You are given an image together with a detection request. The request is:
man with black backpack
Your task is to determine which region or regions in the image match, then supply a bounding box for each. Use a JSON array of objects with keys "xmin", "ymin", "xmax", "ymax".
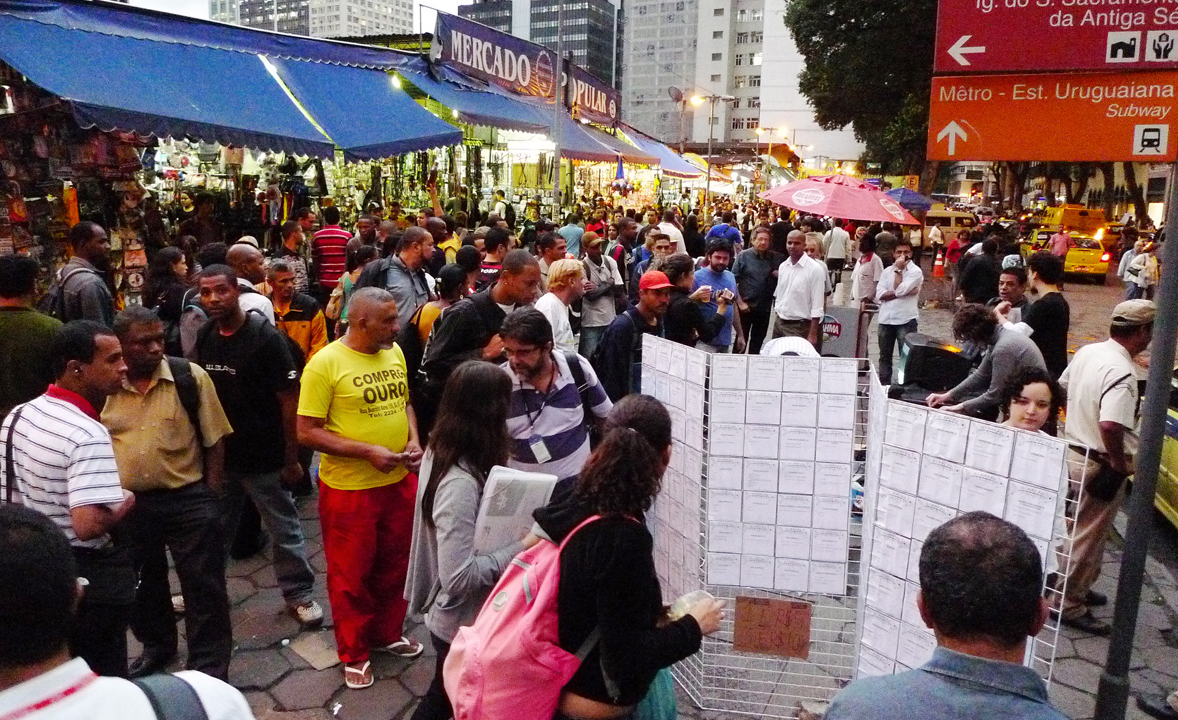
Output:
[
  {"xmin": 102, "ymin": 306, "xmax": 235, "ymax": 681},
  {"xmin": 192, "ymin": 265, "xmax": 323, "ymax": 630},
  {"xmin": 43, "ymin": 221, "xmax": 115, "ymax": 326},
  {"xmin": 500, "ymin": 309, "xmax": 611, "ymax": 485},
  {"xmin": 591, "ymin": 270, "xmax": 671, "ymax": 401},
  {"xmin": 0, "ymin": 505, "xmax": 255, "ymax": 719}
]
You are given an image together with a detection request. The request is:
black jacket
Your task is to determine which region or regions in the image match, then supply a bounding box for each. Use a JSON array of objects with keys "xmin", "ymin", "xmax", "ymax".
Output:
[
  {"xmin": 533, "ymin": 497, "xmax": 702, "ymax": 706},
  {"xmin": 592, "ymin": 307, "xmax": 662, "ymax": 402},
  {"xmin": 418, "ymin": 287, "xmax": 507, "ymax": 386},
  {"xmin": 664, "ymin": 287, "xmax": 724, "ymax": 347}
]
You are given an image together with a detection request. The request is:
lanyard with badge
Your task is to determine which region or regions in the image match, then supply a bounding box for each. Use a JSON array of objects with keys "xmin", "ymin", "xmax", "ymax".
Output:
[{"xmin": 524, "ymin": 379, "xmax": 556, "ymax": 464}]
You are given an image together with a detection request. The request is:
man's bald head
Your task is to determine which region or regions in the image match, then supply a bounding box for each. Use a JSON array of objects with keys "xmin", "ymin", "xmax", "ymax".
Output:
[
  {"xmin": 226, "ymin": 243, "xmax": 266, "ymax": 284},
  {"xmin": 347, "ymin": 287, "xmax": 396, "ymax": 322},
  {"xmin": 425, "ymin": 216, "xmax": 448, "ymax": 241}
]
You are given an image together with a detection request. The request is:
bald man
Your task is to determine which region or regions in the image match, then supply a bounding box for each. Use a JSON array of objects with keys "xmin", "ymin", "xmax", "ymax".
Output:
[
  {"xmin": 354, "ymin": 226, "xmax": 436, "ymax": 327},
  {"xmin": 297, "ymin": 288, "xmax": 425, "ymax": 684},
  {"xmin": 225, "ymin": 243, "xmax": 276, "ymax": 324}
]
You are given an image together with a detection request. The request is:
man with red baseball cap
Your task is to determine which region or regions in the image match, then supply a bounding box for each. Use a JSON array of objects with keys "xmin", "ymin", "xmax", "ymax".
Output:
[{"xmin": 590, "ymin": 270, "xmax": 672, "ymax": 401}]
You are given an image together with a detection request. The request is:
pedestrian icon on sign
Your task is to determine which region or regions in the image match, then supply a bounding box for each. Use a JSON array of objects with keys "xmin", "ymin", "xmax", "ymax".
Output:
[
  {"xmin": 1134, "ymin": 125, "xmax": 1169, "ymax": 156},
  {"xmin": 1147, "ymin": 31, "xmax": 1176, "ymax": 61},
  {"xmin": 1106, "ymin": 32, "xmax": 1141, "ymax": 63}
]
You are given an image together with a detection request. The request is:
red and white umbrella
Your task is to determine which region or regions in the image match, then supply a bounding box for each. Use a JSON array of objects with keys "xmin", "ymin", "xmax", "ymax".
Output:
[{"xmin": 759, "ymin": 174, "xmax": 920, "ymax": 225}]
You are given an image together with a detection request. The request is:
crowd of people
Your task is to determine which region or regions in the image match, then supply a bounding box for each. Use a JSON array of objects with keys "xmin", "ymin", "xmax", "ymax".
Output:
[{"xmin": 0, "ymin": 184, "xmax": 1167, "ymax": 720}]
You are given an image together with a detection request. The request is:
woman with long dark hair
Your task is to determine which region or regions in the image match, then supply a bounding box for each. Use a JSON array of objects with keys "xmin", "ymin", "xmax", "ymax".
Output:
[
  {"xmin": 683, "ymin": 213, "xmax": 704, "ymax": 258},
  {"xmin": 143, "ymin": 246, "xmax": 190, "ymax": 354},
  {"xmin": 406, "ymin": 361, "xmax": 536, "ymax": 720},
  {"xmin": 535, "ymin": 395, "xmax": 724, "ymax": 720}
]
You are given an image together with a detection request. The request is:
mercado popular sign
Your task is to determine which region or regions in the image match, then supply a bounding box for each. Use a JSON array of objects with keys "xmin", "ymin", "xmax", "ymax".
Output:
[
  {"xmin": 927, "ymin": 70, "xmax": 1178, "ymax": 161},
  {"xmin": 934, "ymin": 0, "xmax": 1178, "ymax": 73},
  {"xmin": 433, "ymin": 11, "xmax": 620, "ymax": 126},
  {"xmin": 568, "ymin": 64, "xmax": 619, "ymax": 127},
  {"xmin": 434, "ymin": 12, "xmax": 556, "ymax": 98}
]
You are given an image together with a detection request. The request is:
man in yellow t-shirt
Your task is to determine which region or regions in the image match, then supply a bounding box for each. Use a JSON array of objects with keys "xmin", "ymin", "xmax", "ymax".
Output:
[{"xmin": 296, "ymin": 287, "xmax": 425, "ymax": 689}]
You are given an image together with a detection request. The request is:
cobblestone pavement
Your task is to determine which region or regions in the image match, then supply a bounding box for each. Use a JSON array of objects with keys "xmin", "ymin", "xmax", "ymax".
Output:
[{"xmin": 143, "ymin": 264, "xmax": 1175, "ymax": 720}]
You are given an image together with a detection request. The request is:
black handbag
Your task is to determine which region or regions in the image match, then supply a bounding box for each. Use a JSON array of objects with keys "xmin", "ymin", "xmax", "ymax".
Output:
[{"xmin": 1085, "ymin": 458, "xmax": 1129, "ymax": 503}]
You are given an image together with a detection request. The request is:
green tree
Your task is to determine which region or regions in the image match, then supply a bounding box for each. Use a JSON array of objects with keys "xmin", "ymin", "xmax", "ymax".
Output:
[{"xmin": 784, "ymin": 0, "xmax": 937, "ymax": 176}]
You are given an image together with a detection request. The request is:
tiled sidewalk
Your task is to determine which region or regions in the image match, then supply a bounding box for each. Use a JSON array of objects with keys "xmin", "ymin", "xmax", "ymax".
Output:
[{"xmin": 148, "ymin": 498, "xmax": 1177, "ymax": 720}]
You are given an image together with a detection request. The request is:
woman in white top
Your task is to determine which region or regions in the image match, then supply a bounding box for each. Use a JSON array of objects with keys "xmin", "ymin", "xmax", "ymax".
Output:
[
  {"xmin": 534, "ymin": 259, "xmax": 585, "ymax": 354},
  {"xmin": 850, "ymin": 233, "xmax": 884, "ymax": 307}
]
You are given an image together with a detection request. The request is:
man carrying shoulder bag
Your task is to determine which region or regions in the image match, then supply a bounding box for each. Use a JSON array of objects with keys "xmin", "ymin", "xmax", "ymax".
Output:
[{"xmin": 1052, "ymin": 299, "xmax": 1155, "ymax": 636}]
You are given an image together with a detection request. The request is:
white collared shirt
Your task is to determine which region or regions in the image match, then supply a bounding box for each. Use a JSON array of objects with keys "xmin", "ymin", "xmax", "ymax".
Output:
[
  {"xmin": 0, "ymin": 658, "xmax": 253, "ymax": 720},
  {"xmin": 875, "ymin": 260, "xmax": 924, "ymax": 325},
  {"xmin": 772, "ymin": 254, "xmax": 826, "ymax": 321},
  {"xmin": 1059, "ymin": 339, "xmax": 1139, "ymax": 453}
]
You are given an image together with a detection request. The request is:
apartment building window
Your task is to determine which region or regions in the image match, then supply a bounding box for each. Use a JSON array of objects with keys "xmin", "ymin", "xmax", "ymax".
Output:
[
  {"xmin": 736, "ymin": 8, "xmax": 746, "ymax": 20},
  {"xmin": 731, "ymin": 117, "xmax": 744, "ymax": 129},
  {"xmin": 735, "ymin": 55, "xmax": 743, "ymax": 66},
  {"xmin": 736, "ymin": 32, "xmax": 749, "ymax": 43},
  {"xmin": 710, "ymin": 73, "xmax": 721, "ymax": 81},
  {"xmin": 748, "ymin": 97, "xmax": 761, "ymax": 108},
  {"xmin": 747, "ymin": 118, "xmax": 759, "ymax": 129},
  {"xmin": 751, "ymin": 52, "xmax": 762, "ymax": 65},
  {"xmin": 712, "ymin": 52, "xmax": 722, "ymax": 60},
  {"xmin": 749, "ymin": 75, "xmax": 761, "ymax": 87},
  {"xmin": 751, "ymin": 8, "xmax": 763, "ymax": 20},
  {"xmin": 712, "ymin": 30, "xmax": 723, "ymax": 38},
  {"xmin": 713, "ymin": 7, "xmax": 724, "ymax": 15},
  {"xmin": 733, "ymin": 75, "xmax": 747, "ymax": 88},
  {"xmin": 710, "ymin": 116, "xmax": 719, "ymax": 125},
  {"xmin": 750, "ymin": 31, "xmax": 763, "ymax": 42}
]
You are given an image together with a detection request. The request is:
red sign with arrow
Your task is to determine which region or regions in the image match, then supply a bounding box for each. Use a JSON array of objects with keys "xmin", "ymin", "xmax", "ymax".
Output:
[{"xmin": 934, "ymin": 0, "xmax": 1178, "ymax": 74}]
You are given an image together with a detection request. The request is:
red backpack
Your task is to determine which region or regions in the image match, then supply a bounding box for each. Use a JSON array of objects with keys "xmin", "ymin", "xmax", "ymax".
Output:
[{"xmin": 443, "ymin": 515, "xmax": 604, "ymax": 720}]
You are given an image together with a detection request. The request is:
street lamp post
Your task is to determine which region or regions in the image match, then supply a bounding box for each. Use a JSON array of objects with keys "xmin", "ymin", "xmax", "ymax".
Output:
[{"xmin": 691, "ymin": 93, "xmax": 735, "ymax": 218}]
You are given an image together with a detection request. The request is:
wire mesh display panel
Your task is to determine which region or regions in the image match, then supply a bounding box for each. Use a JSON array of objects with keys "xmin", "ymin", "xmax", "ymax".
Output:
[
  {"xmin": 855, "ymin": 381, "xmax": 1084, "ymax": 683},
  {"xmin": 643, "ymin": 337, "xmax": 870, "ymax": 719}
]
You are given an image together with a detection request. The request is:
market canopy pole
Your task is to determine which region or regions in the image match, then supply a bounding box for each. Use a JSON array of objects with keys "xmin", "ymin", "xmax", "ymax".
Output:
[
  {"xmin": 1094, "ymin": 165, "xmax": 1178, "ymax": 720},
  {"xmin": 552, "ymin": 0, "xmax": 564, "ymax": 213}
]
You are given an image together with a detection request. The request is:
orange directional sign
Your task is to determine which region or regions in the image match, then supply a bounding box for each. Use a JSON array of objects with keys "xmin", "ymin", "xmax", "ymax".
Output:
[{"xmin": 927, "ymin": 70, "xmax": 1178, "ymax": 162}]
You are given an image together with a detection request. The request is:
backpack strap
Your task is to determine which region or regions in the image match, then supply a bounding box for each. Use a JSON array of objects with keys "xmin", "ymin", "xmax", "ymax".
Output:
[
  {"xmin": 562, "ymin": 350, "xmax": 593, "ymax": 431},
  {"xmin": 132, "ymin": 675, "xmax": 209, "ymax": 720},
  {"xmin": 166, "ymin": 357, "xmax": 204, "ymax": 449},
  {"xmin": 4, "ymin": 406, "xmax": 25, "ymax": 504}
]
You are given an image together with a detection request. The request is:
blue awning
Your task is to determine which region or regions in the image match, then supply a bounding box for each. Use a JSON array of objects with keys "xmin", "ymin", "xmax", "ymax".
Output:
[
  {"xmin": 266, "ymin": 58, "xmax": 462, "ymax": 161},
  {"xmin": 580, "ymin": 124, "xmax": 658, "ymax": 165},
  {"xmin": 0, "ymin": 14, "xmax": 333, "ymax": 156},
  {"xmin": 623, "ymin": 128, "xmax": 703, "ymax": 178},
  {"xmin": 398, "ymin": 69, "xmax": 552, "ymax": 133},
  {"xmin": 0, "ymin": 0, "xmax": 417, "ymax": 69}
]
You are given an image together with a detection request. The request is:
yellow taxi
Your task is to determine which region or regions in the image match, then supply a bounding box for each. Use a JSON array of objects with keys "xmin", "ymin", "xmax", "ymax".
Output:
[
  {"xmin": 1020, "ymin": 230, "xmax": 1109, "ymax": 279},
  {"xmin": 1159, "ymin": 403, "xmax": 1178, "ymax": 530},
  {"xmin": 1062, "ymin": 235, "xmax": 1111, "ymax": 279}
]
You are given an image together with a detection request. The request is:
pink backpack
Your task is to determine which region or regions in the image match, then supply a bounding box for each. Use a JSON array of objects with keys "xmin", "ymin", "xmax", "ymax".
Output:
[{"xmin": 443, "ymin": 515, "xmax": 604, "ymax": 720}]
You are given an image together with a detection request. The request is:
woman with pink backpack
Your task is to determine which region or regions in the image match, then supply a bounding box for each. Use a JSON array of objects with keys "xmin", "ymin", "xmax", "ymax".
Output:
[{"xmin": 442, "ymin": 395, "xmax": 725, "ymax": 720}]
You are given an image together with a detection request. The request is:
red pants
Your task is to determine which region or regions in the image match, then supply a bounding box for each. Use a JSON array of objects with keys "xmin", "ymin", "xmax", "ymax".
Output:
[{"xmin": 319, "ymin": 474, "xmax": 418, "ymax": 663}]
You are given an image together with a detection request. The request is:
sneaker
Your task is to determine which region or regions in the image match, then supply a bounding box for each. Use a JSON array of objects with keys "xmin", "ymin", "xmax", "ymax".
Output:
[
  {"xmin": 171, "ymin": 594, "xmax": 185, "ymax": 615},
  {"xmin": 289, "ymin": 600, "xmax": 324, "ymax": 628},
  {"xmin": 374, "ymin": 636, "xmax": 424, "ymax": 658}
]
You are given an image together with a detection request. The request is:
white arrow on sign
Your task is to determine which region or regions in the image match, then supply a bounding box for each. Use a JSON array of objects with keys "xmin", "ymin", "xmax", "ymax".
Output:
[
  {"xmin": 948, "ymin": 35, "xmax": 986, "ymax": 66},
  {"xmin": 937, "ymin": 121, "xmax": 968, "ymax": 156}
]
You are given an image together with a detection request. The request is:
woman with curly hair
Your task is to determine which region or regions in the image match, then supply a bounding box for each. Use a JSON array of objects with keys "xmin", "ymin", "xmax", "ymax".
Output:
[{"xmin": 534, "ymin": 394, "xmax": 724, "ymax": 720}]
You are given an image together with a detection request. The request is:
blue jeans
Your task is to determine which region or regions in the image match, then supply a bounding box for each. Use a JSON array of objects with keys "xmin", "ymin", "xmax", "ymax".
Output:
[
  {"xmin": 878, "ymin": 319, "xmax": 917, "ymax": 385},
  {"xmin": 579, "ymin": 325, "xmax": 608, "ymax": 358},
  {"xmin": 222, "ymin": 470, "xmax": 315, "ymax": 605}
]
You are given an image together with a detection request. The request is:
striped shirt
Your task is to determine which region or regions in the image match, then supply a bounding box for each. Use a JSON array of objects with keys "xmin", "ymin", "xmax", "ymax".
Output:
[
  {"xmin": 504, "ymin": 352, "xmax": 612, "ymax": 481},
  {"xmin": 1, "ymin": 386, "xmax": 125, "ymax": 548},
  {"xmin": 311, "ymin": 225, "xmax": 352, "ymax": 289}
]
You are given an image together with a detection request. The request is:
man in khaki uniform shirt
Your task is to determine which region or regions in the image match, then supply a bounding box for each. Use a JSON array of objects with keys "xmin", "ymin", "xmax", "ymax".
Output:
[
  {"xmin": 1052, "ymin": 299, "xmax": 1154, "ymax": 635},
  {"xmin": 102, "ymin": 307, "xmax": 234, "ymax": 680}
]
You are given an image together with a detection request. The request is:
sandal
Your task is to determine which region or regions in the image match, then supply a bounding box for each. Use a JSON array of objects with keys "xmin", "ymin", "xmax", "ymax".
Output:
[
  {"xmin": 374, "ymin": 637, "xmax": 425, "ymax": 658},
  {"xmin": 344, "ymin": 660, "xmax": 373, "ymax": 689}
]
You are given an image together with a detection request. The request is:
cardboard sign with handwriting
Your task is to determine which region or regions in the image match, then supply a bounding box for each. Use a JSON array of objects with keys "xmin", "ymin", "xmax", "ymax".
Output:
[{"xmin": 732, "ymin": 596, "xmax": 811, "ymax": 659}]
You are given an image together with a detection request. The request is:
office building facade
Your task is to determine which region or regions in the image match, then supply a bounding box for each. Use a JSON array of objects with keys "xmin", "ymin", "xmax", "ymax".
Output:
[{"xmin": 210, "ymin": 0, "xmax": 414, "ymax": 38}]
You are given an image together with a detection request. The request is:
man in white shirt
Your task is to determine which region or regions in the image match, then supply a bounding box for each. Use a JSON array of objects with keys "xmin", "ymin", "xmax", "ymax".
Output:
[
  {"xmin": 1051, "ymin": 299, "xmax": 1154, "ymax": 636},
  {"xmin": 1, "ymin": 321, "xmax": 136, "ymax": 677},
  {"xmin": 771, "ymin": 230, "xmax": 827, "ymax": 349},
  {"xmin": 875, "ymin": 238, "xmax": 924, "ymax": 384},
  {"xmin": 823, "ymin": 219, "xmax": 850, "ymax": 289},
  {"xmin": 534, "ymin": 259, "xmax": 584, "ymax": 354},
  {"xmin": 0, "ymin": 505, "xmax": 255, "ymax": 720},
  {"xmin": 657, "ymin": 209, "xmax": 687, "ymax": 256}
]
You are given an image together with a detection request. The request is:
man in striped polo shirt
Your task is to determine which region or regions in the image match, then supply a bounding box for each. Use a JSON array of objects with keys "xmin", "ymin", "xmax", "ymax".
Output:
[
  {"xmin": 1, "ymin": 320, "xmax": 136, "ymax": 676},
  {"xmin": 500, "ymin": 308, "xmax": 611, "ymax": 487}
]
